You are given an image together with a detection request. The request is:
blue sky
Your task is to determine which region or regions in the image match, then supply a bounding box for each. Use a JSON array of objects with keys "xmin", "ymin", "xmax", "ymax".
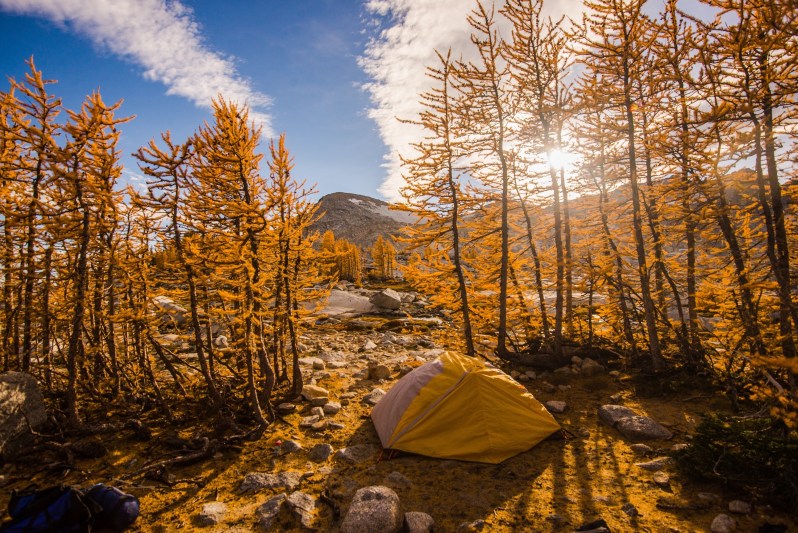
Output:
[
  {"xmin": 0, "ymin": 0, "xmax": 389, "ymax": 199},
  {"xmin": 0, "ymin": 0, "xmax": 592, "ymax": 200}
]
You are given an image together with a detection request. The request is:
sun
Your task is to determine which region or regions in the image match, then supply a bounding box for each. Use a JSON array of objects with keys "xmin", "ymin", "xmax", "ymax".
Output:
[{"xmin": 546, "ymin": 149, "xmax": 577, "ymax": 170}]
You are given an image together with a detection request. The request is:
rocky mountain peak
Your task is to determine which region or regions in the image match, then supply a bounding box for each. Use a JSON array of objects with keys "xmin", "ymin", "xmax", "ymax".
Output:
[{"xmin": 310, "ymin": 192, "xmax": 416, "ymax": 248}]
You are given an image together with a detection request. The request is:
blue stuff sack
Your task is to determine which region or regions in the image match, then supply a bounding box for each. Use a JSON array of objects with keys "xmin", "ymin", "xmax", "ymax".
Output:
[
  {"xmin": 84, "ymin": 483, "xmax": 140, "ymax": 530},
  {"xmin": 1, "ymin": 485, "xmax": 96, "ymax": 533}
]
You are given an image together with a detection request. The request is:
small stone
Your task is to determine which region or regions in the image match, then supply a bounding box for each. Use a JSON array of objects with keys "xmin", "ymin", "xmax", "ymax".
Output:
[
  {"xmin": 728, "ymin": 500, "xmax": 751, "ymax": 514},
  {"xmin": 335, "ymin": 444, "xmax": 377, "ymax": 464},
  {"xmin": 313, "ymin": 360, "xmax": 326, "ymax": 370},
  {"xmin": 363, "ymin": 388, "xmax": 386, "ymax": 405},
  {"xmin": 328, "ymin": 422, "xmax": 346, "ymax": 430},
  {"xmin": 510, "ymin": 370, "xmax": 520, "ymax": 378},
  {"xmin": 280, "ymin": 440, "xmax": 303, "ymax": 454},
  {"xmin": 256, "ymin": 493, "xmax": 287, "ymax": 530},
  {"xmin": 558, "ymin": 384, "xmax": 571, "ymax": 391},
  {"xmin": 571, "ymin": 355, "xmax": 583, "ymax": 365},
  {"xmin": 213, "ymin": 335, "xmax": 229, "ymax": 349},
  {"xmin": 525, "ymin": 370, "xmax": 536, "ymax": 379},
  {"xmin": 621, "ymin": 502, "xmax": 639, "ymax": 517},
  {"xmin": 457, "ymin": 519, "xmax": 486, "ymax": 532},
  {"xmin": 653, "ymin": 472, "xmax": 670, "ymax": 488},
  {"xmin": 609, "ymin": 393, "xmax": 623, "ymax": 402},
  {"xmin": 362, "ymin": 340, "xmax": 378, "ymax": 351},
  {"xmin": 310, "ymin": 406, "xmax": 324, "ymax": 418},
  {"xmin": 311, "ymin": 396, "xmax": 328, "ymax": 407},
  {"xmin": 635, "ymin": 457, "xmax": 673, "ymax": 471},
  {"xmin": 545, "ymin": 401, "xmax": 568, "ymax": 414},
  {"xmin": 630, "ymin": 443, "xmax": 653, "ymax": 454},
  {"xmin": 241, "ymin": 472, "xmax": 301, "ymax": 493},
  {"xmin": 286, "ymin": 491, "xmax": 316, "ymax": 529},
  {"xmin": 323, "ymin": 402, "xmax": 341, "ymax": 415},
  {"xmin": 404, "ymin": 511, "xmax": 435, "ymax": 533},
  {"xmin": 581, "ymin": 357, "xmax": 605, "ymax": 376},
  {"xmin": 697, "ymin": 492, "xmax": 722, "ymax": 505},
  {"xmin": 385, "ymin": 470, "xmax": 412, "ymax": 488},
  {"xmin": 195, "ymin": 502, "xmax": 227, "ymax": 527},
  {"xmin": 311, "ymin": 419, "xmax": 329, "ymax": 430},
  {"xmin": 710, "ymin": 513, "xmax": 736, "ymax": 533},
  {"xmin": 301, "ymin": 384, "xmax": 329, "ymax": 401},
  {"xmin": 299, "ymin": 415, "xmax": 320, "ymax": 428},
  {"xmin": 368, "ymin": 364, "xmax": 391, "ymax": 381},
  {"xmin": 276, "ymin": 403, "xmax": 296, "ymax": 414},
  {"xmin": 517, "ymin": 374, "xmax": 530, "ymax": 382},
  {"xmin": 308, "ymin": 443, "xmax": 334, "ymax": 462},
  {"xmin": 540, "ymin": 381, "xmax": 557, "ymax": 393},
  {"xmin": 554, "ymin": 367, "xmax": 572, "ymax": 376},
  {"xmin": 671, "ymin": 443, "xmax": 689, "ymax": 452}
]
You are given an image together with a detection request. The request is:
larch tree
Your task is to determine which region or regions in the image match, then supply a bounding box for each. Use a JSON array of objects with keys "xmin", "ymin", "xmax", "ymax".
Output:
[
  {"xmin": 703, "ymin": 0, "xmax": 797, "ymax": 361},
  {"xmin": 59, "ymin": 91, "xmax": 130, "ymax": 425},
  {"xmin": 264, "ymin": 134, "xmax": 321, "ymax": 396},
  {"xmin": 10, "ymin": 58, "xmax": 61, "ymax": 373},
  {"xmin": 134, "ymin": 131, "xmax": 223, "ymax": 409},
  {"xmin": 398, "ymin": 49, "xmax": 476, "ymax": 356},
  {"xmin": 190, "ymin": 97, "xmax": 272, "ymax": 427},
  {"xmin": 575, "ymin": 0, "xmax": 665, "ymax": 371},
  {"xmin": 457, "ymin": 1, "xmax": 516, "ymax": 360},
  {"xmin": 502, "ymin": 0, "xmax": 572, "ymax": 354}
]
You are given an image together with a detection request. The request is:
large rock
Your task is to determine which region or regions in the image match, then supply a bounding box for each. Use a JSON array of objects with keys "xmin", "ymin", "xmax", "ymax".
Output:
[
  {"xmin": 616, "ymin": 416, "xmax": 673, "ymax": 442},
  {"xmin": 599, "ymin": 404, "xmax": 672, "ymax": 441},
  {"xmin": 152, "ymin": 295, "xmax": 187, "ymax": 326},
  {"xmin": 369, "ymin": 289, "xmax": 402, "ymax": 310},
  {"xmin": 598, "ymin": 404, "xmax": 638, "ymax": 426},
  {"xmin": 0, "ymin": 372, "xmax": 47, "ymax": 455},
  {"xmin": 340, "ymin": 486, "xmax": 402, "ymax": 533}
]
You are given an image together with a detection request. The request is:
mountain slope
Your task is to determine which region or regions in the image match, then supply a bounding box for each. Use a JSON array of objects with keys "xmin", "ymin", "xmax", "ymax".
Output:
[{"xmin": 310, "ymin": 192, "xmax": 416, "ymax": 248}]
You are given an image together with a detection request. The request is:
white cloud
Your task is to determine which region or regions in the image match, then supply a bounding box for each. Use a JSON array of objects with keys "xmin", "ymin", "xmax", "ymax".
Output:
[
  {"xmin": 0, "ymin": 0, "xmax": 272, "ymax": 133},
  {"xmin": 361, "ymin": 0, "xmax": 582, "ymax": 201}
]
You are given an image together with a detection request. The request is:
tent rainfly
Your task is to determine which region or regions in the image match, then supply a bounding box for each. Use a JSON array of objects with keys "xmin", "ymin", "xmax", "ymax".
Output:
[{"xmin": 371, "ymin": 351, "xmax": 560, "ymax": 464}]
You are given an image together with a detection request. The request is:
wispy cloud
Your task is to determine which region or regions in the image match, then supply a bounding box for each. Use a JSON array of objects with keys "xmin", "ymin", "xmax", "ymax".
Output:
[
  {"xmin": 361, "ymin": 0, "xmax": 475, "ymax": 201},
  {"xmin": 0, "ymin": 0, "xmax": 272, "ymax": 133},
  {"xmin": 361, "ymin": 0, "xmax": 580, "ymax": 201}
]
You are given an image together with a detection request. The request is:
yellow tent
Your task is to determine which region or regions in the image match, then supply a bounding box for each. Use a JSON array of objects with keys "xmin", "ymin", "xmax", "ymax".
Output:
[{"xmin": 371, "ymin": 351, "xmax": 560, "ymax": 464}]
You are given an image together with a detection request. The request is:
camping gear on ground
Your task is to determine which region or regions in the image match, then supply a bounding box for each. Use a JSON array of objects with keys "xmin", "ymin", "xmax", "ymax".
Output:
[
  {"xmin": 85, "ymin": 483, "xmax": 140, "ymax": 530},
  {"xmin": 0, "ymin": 485, "xmax": 96, "ymax": 532},
  {"xmin": 371, "ymin": 351, "xmax": 560, "ymax": 463},
  {"xmin": 0, "ymin": 483, "xmax": 139, "ymax": 532}
]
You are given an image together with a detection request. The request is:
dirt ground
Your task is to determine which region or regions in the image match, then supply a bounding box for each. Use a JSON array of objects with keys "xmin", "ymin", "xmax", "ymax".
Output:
[{"xmin": 1, "ymin": 317, "xmax": 796, "ymax": 532}]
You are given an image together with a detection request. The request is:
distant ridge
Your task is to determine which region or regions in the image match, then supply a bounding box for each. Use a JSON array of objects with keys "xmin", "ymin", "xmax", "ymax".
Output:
[{"xmin": 310, "ymin": 192, "xmax": 417, "ymax": 248}]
